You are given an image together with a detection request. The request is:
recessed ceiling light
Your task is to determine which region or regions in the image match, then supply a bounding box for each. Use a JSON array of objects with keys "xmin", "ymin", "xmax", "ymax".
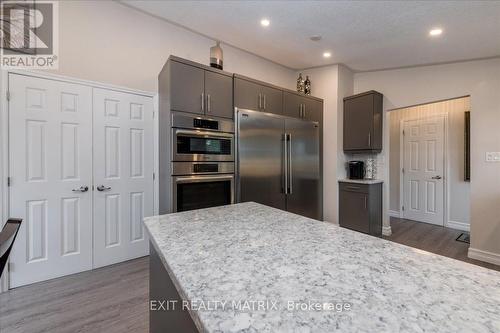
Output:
[
  {"xmin": 429, "ymin": 28, "xmax": 443, "ymax": 36},
  {"xmin": 260, "ymin": 18, "xmax": 270, "ymax": 27},
  {"xmin": 323, "ymin": 52, "xmax": 331, "ymax": 58}
]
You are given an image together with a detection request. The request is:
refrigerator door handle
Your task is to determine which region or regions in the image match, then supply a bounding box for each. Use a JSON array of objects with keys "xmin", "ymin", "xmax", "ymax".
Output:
[
  {"xmin": 283, "ymin": 133, "xmax": 288, "ymax": 194},
  {"xmin": 288, "ymin": 133, "xmax": 293, "ymax": 194}
]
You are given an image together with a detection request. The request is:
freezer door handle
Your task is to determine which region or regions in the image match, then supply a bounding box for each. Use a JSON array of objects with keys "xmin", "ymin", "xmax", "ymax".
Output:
[
  {"xmin": 288, "ymin": 133, "xmax": 293, "ymax": 194},
  {"xmin": 283, "ymin": 133, "xmax": 288, "ymax": 194}
]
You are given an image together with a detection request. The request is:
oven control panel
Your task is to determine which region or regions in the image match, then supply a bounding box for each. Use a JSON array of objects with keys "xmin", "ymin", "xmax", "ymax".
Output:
[
  {"xmin": 193, "ymin": 163, "xmax": 218, "ymax": 173},
  {"xmin": 193, "ymin": 118, "xmax": 219, "ymax": 130}
]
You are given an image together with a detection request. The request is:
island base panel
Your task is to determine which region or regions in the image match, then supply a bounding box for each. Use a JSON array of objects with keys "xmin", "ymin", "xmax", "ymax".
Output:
[{"xmin": 150, "ymin": 243, "xmax": 199, "ymax": 333}]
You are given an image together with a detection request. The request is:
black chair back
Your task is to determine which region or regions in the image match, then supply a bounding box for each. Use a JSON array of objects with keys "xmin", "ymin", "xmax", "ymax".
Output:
[{"xmin": 0, "ymin": 218, "xmax": 22, "ymax": 278}]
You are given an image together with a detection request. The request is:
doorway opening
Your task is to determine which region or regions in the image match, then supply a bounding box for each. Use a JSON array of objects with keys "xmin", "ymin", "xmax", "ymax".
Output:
[{"xmin": 384, "ymin": 96, "xmax": 483, "ymax": 267}]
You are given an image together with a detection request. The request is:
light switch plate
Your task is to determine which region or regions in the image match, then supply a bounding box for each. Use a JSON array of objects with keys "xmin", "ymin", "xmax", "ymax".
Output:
[{"xmin": 486, "ymin": 152, "xmax": 500, "ymax": 162}]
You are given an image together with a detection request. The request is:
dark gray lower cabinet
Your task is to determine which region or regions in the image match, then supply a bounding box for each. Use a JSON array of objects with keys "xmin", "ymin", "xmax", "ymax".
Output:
[
  {"xmin": 339, "ymin": 182, "xmax": 382, "ymax": 236},
  {"xmin": 150, "ymin": 244, "xmax": 198, "ymax": 333}
]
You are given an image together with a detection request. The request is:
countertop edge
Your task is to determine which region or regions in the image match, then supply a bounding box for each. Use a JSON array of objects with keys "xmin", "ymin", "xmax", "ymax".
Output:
[{"xmin": 338, "ymin": 179, "xmax": 384, "ymax": 184}]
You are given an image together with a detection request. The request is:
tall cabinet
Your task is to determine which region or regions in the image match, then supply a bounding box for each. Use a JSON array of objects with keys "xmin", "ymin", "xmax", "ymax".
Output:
[{"xmin": 169, "ymin": 57, "xmax": 233, "ymax": 119}]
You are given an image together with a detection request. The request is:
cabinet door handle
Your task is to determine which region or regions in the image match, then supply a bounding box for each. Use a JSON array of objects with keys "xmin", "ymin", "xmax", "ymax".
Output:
[
  {"xmin": 303, "ymin": 104, "xmax": 306, "ymax": 118},
  {"xmin": 263, "ymin": 94, "xmax": 266, "ymax": 110},
  {"xmin": 364, "ymin": 196, "xmax": 367, "ymax": 209},
  {"xmin": 345, "ymin": 186, "xmax": 361, "ymax": 190},
  {"xmin": 201, "ymin": 93, "xmax": 204, "ymax": 112},
  {"xmin": 368, "ymin": 132, "xmax": 371, "ymax": 147},
  {"xmin": 299, "ymin": 104, "xmax": 303, "ymax": 118},
  {"xmin": 207, "ymin": 94, "xmax": 211, "ymax": 113},
  {"xmin": 258, "ymin": 93, "xmax": 262, "ymax": 109}
]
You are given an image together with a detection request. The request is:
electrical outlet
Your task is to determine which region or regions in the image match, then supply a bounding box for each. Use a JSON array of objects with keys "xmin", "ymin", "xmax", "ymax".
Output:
[{"xmin": 486, "ymin": 152, "xmax": 500, "ymax": 162}]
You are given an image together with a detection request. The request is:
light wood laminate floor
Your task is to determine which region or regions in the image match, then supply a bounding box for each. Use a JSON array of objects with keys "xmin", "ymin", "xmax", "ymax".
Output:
[{"xmin": 1, "ymin": 219, "xmax": 499, "ymax": 333}]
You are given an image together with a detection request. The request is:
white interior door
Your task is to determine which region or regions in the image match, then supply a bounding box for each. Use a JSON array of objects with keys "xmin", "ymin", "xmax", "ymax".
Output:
[
  {"xmin": 403, "ymin": 116, "xmax": 445, "ymax": 225},
  {"xmin": 92, "ymin": 88, "xmax": 153, "ymax": 268},
  {"xmin": 8, "ymin": 74, "xmax": 93, "ymax": 287}
]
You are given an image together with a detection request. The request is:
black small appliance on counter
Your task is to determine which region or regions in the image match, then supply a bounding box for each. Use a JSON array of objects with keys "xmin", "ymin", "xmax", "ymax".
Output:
[{"xmin": 348, "ymin": 161, "xmax": 365, "ymax": 179}]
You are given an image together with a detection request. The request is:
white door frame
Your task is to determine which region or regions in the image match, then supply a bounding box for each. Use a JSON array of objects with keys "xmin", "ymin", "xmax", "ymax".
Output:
[
  {"xmin": 399, "ymin": 113, "xmax": 449, "ymax": 226},
  {"xmin": 0, "ymin": 69, "xmax": 157, "ymax": 291}
]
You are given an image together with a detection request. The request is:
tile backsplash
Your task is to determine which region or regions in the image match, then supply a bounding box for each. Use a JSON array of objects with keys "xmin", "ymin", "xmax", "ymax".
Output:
[{"xmin": 345, "ymin": 153, "xmax": 385, "ymax": 179}]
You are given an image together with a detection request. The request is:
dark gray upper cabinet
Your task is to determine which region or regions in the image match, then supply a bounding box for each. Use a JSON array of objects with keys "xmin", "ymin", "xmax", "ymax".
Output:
[
  {"xmin": 260, "ymin": 85, "xmax": 282, "ymax": 115},
  {"xmin": 204, "ymin": 71, "xmax": 233, "ymax": 119},
  {"xmin": 343, "ymin": 91, "xmax": 383, "ymax": 153},
  {"xmin": 170, "ymin": 61, "xmax": 205, "ymax": 115},
  {"xmin": 303, "ymin": 98, "xmax": 323, "ymax": 123},
  {"xmin": 283, "ymin": 92, "xmax": 302, "ymax": 118},
  {"xmin": 234, "ymin": 77, "xmax": 282, "ymax": 115},
  {"xmin": 234, "ymin": 78, "xmax": 262, "ymax": 111},
  {"xmin": 284, "ymin": 92, "xmax": 323, "ymax": 123},
  {"xmin": 169, "ymin": 59, "xmax": 233, "ymax": 118}
]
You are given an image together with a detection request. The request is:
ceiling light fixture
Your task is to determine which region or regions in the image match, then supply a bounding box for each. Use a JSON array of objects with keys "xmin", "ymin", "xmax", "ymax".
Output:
[
  {"xmin": 260, "ymin": 18, "xmax": 270, "ymax": 27},
  {"xmin": 323, "ymin": 52, "xmax": 331, "ymax": 58},
  {"xmin": 429, "ymin": 28, "xmax": 443, "ymax": 36},
  {"xmin": 310, "ymin": 35, "xmax": 322, "ymax": 42}
]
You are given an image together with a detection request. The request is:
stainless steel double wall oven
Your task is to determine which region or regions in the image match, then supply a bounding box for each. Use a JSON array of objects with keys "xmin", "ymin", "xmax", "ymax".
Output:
[{"xmin": 171, "ymin": 113, "xmax": 235, "ymax": 212}]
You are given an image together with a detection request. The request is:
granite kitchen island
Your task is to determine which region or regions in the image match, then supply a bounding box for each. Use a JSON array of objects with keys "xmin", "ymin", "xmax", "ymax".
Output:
[{"xmin": 144, "ymin": 202, "xmax": 500, "ymax": 333}]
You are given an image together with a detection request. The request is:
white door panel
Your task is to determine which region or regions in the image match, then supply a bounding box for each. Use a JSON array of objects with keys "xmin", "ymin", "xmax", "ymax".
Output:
[
  {"xmin": 9, "ymin": 74, "xmax": 93, "ymax": 287},
  {"xmin": 92, "ymin": 88, "xmax": 153, "ymax": 268},
  {"xmin": 403, "ymin": 116, "xmax": 445, "ymax": 226}
]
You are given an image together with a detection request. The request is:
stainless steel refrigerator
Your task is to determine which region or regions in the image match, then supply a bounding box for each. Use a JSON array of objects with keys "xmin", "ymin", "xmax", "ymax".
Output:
[{"xmin": 236, "ymin": 108, "xmax": 321, "ymax": 219}]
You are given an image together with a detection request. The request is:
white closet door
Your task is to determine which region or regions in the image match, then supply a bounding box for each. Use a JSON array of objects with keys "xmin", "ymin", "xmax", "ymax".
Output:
[
  {"xmin": 8, "ymin": 74, "xmax": 93, "ymax": 287},
  {"xmin": 403, "ymin": 116, "xmax": 445, "ymax": 226},
  {"xmin": 92, "ymin": 88, "xmax": 153, "ymax": 268}
]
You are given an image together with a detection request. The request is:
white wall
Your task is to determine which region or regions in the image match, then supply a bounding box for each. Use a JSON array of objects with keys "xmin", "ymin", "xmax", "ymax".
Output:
[
  {"xmin": 354, "ymin": 58, "xmax": 500, "ymax": 260},
  {"xmin": 299, "ymin": 65, "xmax": 353, "ymax": 223},
  {"xmin": 48, "ymin": 1, "xmax": 296, "ymax": 92},
  {"xmin": 389, "ymin": 97, "xmax": 471, "ymax": 228}
]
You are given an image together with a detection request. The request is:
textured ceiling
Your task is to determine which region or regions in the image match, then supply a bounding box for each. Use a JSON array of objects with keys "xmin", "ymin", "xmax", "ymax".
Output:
[{"xmin": 123, "ymin": 0, "xmax": 500, "ymax": 71}]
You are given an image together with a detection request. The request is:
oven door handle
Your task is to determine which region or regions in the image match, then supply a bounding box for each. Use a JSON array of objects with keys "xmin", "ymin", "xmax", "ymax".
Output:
[
  {"xmin": 174, "ymin": 129, "xmax": 234, "ymax": 139},
  {"xmin": 174, "ymin": 175, "xmax": 234, "ymax": 183}
]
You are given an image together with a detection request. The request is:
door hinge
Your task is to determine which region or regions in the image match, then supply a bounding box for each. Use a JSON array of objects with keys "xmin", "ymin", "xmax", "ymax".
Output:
[
  {"xmin": 6, "ymin": 90, "xmax": 10, "ymax": 101},
  {"xmin": 402, "ymin": 130, "xmax": 405, "ymax": 136},
  {"xmin": 7, "ymin": 177, "xmax": 11, "ymax": 187},
  {"xmin": 153, "ymin": 172, "xmax": 155, "ymax": 181},
  {"xmin": 402, "ymin": 168, "xmax": 405, "ymax": 173},
  {"xmin": 8, "ymin": 262, "xmax": 14, "ymax": 272},
  {"xmin": 402, "ymin": 206, "xmax": 405, "ymax": 211}
]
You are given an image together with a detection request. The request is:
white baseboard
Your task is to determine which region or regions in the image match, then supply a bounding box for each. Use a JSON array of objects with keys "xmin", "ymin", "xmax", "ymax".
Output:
[
  {"xmin": 388, "ymin": 210, "xmax": 401, "ymax": 218},
  {"xmin": 446, "ymin": 220, "xmax": 470, "ymax": 232},
  {"xmin": 382, "ymin": 225, "xmax": 392, "ymax": 236},
  {"xmin": 468, "ymin": 247, "xmax": 500, "ymax": 266}
]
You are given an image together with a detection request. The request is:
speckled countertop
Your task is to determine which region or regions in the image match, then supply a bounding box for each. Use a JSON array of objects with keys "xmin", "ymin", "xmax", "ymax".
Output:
[{"xmin": 144, "ymin": 202, "xmax": 500, "ymax": 333}]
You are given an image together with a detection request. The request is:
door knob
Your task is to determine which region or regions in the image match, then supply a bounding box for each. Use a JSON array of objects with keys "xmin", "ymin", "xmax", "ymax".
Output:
[
  {"xmin": 96, "ymin": 185, "xmax": 111, "ymax": 191},
  {"xmin": 431, "ymin": 175, "xmax": 442, "ymax": 180},
  {"xmin": 72, "ymin": 186, "xmax": 89, "ymax": 192}
]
